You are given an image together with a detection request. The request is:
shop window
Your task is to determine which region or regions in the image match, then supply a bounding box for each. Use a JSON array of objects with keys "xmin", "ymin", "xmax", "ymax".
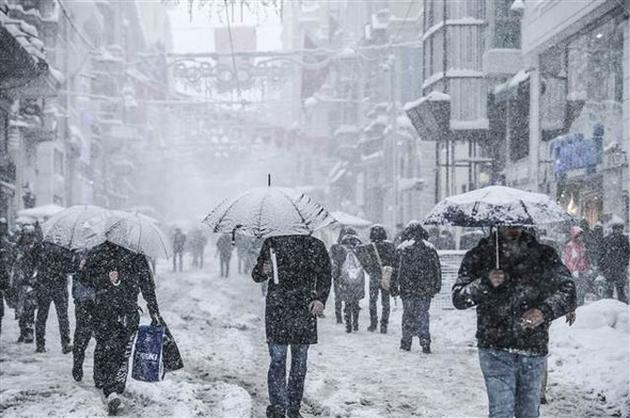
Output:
[
  {"xmin": 494, "ymin": 0, "xmax": 521, "ymax": 49},
  {"xmin": 509, "ymin": 82, "xmax": 530, "ymax": 161}
]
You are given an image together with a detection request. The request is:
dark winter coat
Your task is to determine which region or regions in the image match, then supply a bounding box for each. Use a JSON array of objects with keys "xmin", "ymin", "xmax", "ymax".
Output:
[
  {"xmin": 329, "ymin": 227, "xmax": 358, "ymax": 298},
  {"xmin": 452, "ymin": 233, "xmax": 576, "ymax": 356},
  {"xmin": 78, "ymin": 242, "xmax": 160, "ymax": 319},
  {"xmin": 391, "ymin": 223, "xmax": 441, "ymax": 298},
  {"xmin": 358, "ymin": 226, "xmax": 397, "ymax": 289},
  {"xmin": 252, "ymin": 235, "xmax": 331, "ymax": 345},
  {"xmin": 331, "ymin": 234, "xmax": 366, "ymax": 302},
  {"xmin": 0, "ymin": 233, "xmax": 14, "ymax": 292},
  {"xmin": 599, "ymin": 231, "xmax": 629, "ymax": 279},
  {"xmin": 173, "ymin": 231, "xmax": 186, "ymax": 253},
  {"xmin": 36, "ymin": 242, "xmax": 74, "ymax": 285}
]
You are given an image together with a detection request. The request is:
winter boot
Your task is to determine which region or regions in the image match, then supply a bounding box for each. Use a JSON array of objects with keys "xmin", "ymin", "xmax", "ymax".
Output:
[
  {"xmin": 380, "ymin": 323, "xmax": 388, "ymax": 334},
  {"xmin": 106, "ymin": 393, "xmax": 123, "ymax": 416},
  {"xmin": 420, "ymin": 340, "xmax": 431, "ymax": 354},
  {"xmin": 367, "ymin": 322, "xmax": 377, "ymax": 332},
  {"xmin": 400, "ymin": 339, "xmax": 411, "ymax": 351},
  {"xmin": 540, "ymin": 395, "xmax": 548, "ymax": 405},
  {"xmin": 345, "ymin": 323, "xmax": 352, "ymax": 333},
  {"xmin": 62, "ymin": 343, "xmax": 73, "ymax": 354},
  {"xmin": 266, "ymin": 405, "xmax": 285, "ymax": 418},
  {"xmin": 35, "ymin": 345, "xmax": 46, "ymax": 353},
  {"xmin": 23, "ymin": 330, "xmax": 34, "ymax": 344},
  {"xmin": 287, "ymin": 408, "xmax": 304, "ymax": 418}
]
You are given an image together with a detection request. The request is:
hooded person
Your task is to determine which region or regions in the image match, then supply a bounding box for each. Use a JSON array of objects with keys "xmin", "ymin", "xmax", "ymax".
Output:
[
  {"xmin": 78, "ymin": 241, "xmax": 162, "ymax": 415},
  {"xmin": 328, "ymin": 226, "xmax": 357, "ymax": 324},
  {"xmin": 252, "ymin": 235, "xmax": 331, "ymax": 418},
  {"xmin": 600, "ymin": 222, "xmax": 629, "ymax": 303},
  {"xmin": 453, "ymin": 226, "xmax": 576, "ymax": 418},
  {"xmin": 331, "ymin": 233, "xmax": 366, "ymax": 333},
  {"xmin": 563, "ymin": 226, "xmax": 591, "ymax": 305},
  {"xmin": 358, "ymin": 225, "xmax": 397, "ymax": 333},
  {"xmin": 391, "ymin": 221, "xmax": 441, "ymax": 353}
]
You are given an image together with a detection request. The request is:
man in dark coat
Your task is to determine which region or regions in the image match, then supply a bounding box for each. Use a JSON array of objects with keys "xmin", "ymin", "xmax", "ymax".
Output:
[
  {"xmin": 252, "ymin": 235, "xmax": 331, "ymax": 418},
  {"xmin": 331, "ymin": 233, "xmax": 365, "ymax": 333},
  {"xmin": 172, "ymin": 228, "xmax": 186, "ymax": 272},
  {"xmin": 358, "ymin": 225, "xmax": 396, "ymax": 333},
  {"xmin": 600, "ymin": 223, "xmax": 629, "ymax": 303},
  {"xmin": 391, "ymin": 222, "xmax": 441, "ymax": 353},
  {"xmin": 0, "ymin": 217, "xmax": 14, "ymax": 336},
  {"xmin": 11, "ymin": 226, "xmax": 40, "ymax": 344},
  {"xmin": 216, "ymin": 233, "xmax": 233, "ymax": 278},
  {"xmin": 34, "ymin": 241, "xmax": 74, "ymax": 353},
  {"xmin": 328, "ymin": 226, "xmax": 356, "ymax": 324},
  {"xmin": 80, "ymin": 242, "xmax": 162, "ymax": 415},
  {"xmin": 452, "ymin": 226, "xmax": 576, "ymax": 418}
]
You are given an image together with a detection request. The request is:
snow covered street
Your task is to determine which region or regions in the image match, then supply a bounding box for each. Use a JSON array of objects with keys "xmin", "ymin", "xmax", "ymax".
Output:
[{"xmin": 1, "ymin": 260, "xmax": 628, "ymax": 417}]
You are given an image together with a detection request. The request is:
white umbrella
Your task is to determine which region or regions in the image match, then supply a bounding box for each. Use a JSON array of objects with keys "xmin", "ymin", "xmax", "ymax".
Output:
[
  {"xmin": 102, "ymin": 211, "xmax": 172, "ymax": 259},
  {"xmin": 330, "ymin": 211, "xmax": 372, "ymax": 229},
  {"xmin": 202, "ymin": 187, "xmax": 336, "ymax": 239},
  {"xmin": 18, "ymin": 203, "xmax": 64, "ymax": 219},
  {"xmin": 42, "ymin": 205, "xmax": 111, "ymax": 250}
]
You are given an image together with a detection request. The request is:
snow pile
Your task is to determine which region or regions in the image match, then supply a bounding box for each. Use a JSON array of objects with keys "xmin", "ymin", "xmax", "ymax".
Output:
[{"xmin": 548, "ymin": 299, "xmax": 630, "ymax": 414}]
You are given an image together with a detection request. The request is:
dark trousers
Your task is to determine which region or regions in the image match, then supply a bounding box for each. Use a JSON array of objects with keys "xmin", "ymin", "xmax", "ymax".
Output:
[
  {"xmin": 220, "ymin": 254, "xmax": 231, "ymax": 277},
  {"xmin": 333, "ymin": 282, "xmax": 342, "ymax": 323},
  {"xmin": 18, "ymin": 289, "xmax": 36, "ymax": 341},
  {"xmin": 172, "ymin": 251, "xmax": 183, "ymax": 272},
  {"xmin": 267, "ymin": 343, "xmax": 309, "ymax": 412},
  {"xmin": 73, "ymin": 301, "xmax": 95, "ymax": 369},
  {"xmin": 368, "ymin": 285, "xmax": 390, "ymax": 328},
  {"xmin": 604, "ymin": 271, "xmax": 628, "ymax": 304},
  {"xmin": 94, "ymin": 311, "xmax": 139, "ymax": 397},
  {"xmin": 344, "ymin": 300, "xmax": 360, "ymax": 331},
  {"xmin": 35, "ymin": 282, "xmax": 70, "ymax": 349},
  {"xmin": 401, "ymin": 295, "xmax": 431, "ymax": 347}
]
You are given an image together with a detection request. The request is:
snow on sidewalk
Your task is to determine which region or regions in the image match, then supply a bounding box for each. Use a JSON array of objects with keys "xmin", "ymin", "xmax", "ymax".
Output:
[{"xmin": 1, "ymin": 262, "xmax": 628, "ymax": 417}]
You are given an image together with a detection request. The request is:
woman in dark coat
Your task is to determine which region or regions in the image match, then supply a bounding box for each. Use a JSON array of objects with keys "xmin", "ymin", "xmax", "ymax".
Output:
[
  {"xmin": 252, "ymin": 235, "xmax": 331, "ymax": 418},
  {"xmin": 359, "ymin": 225, "xmax": 397, "ymax": 333},
  {"xmin": 331, "ymin": 233, "xmax": 365, "ymax": 333},
  {"xmin": 391, "ymin": 222, "xmax": 442, "ymax": 353}
]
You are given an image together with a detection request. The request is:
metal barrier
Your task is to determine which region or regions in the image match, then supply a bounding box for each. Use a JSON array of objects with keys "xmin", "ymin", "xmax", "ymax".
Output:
[{"xmin": 432, "ymin": 250, "xmax": 466, "ymax": 310}]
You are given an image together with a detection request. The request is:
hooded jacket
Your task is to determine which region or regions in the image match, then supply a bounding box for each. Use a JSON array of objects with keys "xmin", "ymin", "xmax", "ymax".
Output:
[
  {"xmin": 359, "ymin": 225, "xmax": 397, "ymax": 289},
  {"xmin": 392, "ymin": 222, "xmax": 442, "ymax": 298},
  {"xmin": 563, "ymin": 227, "xmax": 590, "ymax": 274},
  {"xmin": 331, "ymin": 234, "xmax": 366, "ymax": 302}
]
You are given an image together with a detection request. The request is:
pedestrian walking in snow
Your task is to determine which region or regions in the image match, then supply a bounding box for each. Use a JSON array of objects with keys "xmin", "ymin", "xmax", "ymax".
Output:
[
  {"xmin": 563, "ymin": 226, "xmax": 591, "ymax": 305},
  {"xmin": 0, "ymin": 218, "xmax": 14, "ymax": 337},
  {"xmin": 71, "ymin": 249, "xmax": 97, "ymax": 383},
  {"xmin": 331, "ymin": 233, "xmax": 366, "ymax": 333},
  {"xmin": 391, "ymin": 222, "xmax": 441, "ymax": 353},
  {"xmin": 190, "ymin": 229, "xmax": 207, "ymax": 270},
  {"xmin": 34, "ymin": 241, "xmax": 74, "ymax": 353},
  {"xmin": 359, "ymin": 225, "xmax": 396, "ymax": 334},
  {"xmin": 599, "ymin": 222, "xmax": 629, "ymax": 303},
  {"xmin": 216, "ymin": 233, "xmax": 233, "ymax": 278},
  {"xmin": 252, "ymin": 235, "xmax": 331, "ymax": 418},
  {"xmin": 453, "ymin": 226, "xmax": 576, "ymax": 418},
  {"xmin": 172, "ymin": 228, "xmax": 186, "ymax": 272},
  {"xmin": 10, "ymin": 226, "xmax": 40, "ymax": 344},
  {"xmin": 235, "ymin": 233, "xmax": 252, "ymax": 274},
  {"xmin": 328, "ymin": 226, "xmax": 356, "ymax": 324},
  {"xmin": 81, "ymin": 241, "xmax": 162, "ymax": 415}
]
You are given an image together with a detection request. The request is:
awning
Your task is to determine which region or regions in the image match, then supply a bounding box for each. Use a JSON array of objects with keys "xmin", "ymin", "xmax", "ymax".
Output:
[
  {"xmin": 493, "ymin": 70, "xmax": 529, "ymax": 102},
  {"xmin": 404, "ymin": 91, "xmax": 451, "ymax": 140}
]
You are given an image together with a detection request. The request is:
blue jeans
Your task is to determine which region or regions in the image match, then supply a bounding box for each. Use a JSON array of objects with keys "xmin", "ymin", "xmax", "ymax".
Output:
[
  {"xmin": 267, "ymin": 343, "xmax": 309, "ymax": 411},
  {"xmin": 479, "ymin": 348, "xmax": 546, "ymax": 418},
  {"xmin": 401, "ymin": 296, "xmax": 431, "ymax": 346}
]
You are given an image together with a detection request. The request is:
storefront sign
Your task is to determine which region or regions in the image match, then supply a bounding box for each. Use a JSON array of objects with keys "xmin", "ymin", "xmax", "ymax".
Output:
[{"xmin": 550, "ymin": 132, "xmax": 600, "ymax": 177}]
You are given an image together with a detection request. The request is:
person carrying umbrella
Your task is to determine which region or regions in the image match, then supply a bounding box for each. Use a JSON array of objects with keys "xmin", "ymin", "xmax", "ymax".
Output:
[
  {"xmin": 252, "ymin": 235, "xmax": 331, "ymax": 418},
  {"xmin": 453, "ymin": 226, "xmax": 576, "ymax": 418}
]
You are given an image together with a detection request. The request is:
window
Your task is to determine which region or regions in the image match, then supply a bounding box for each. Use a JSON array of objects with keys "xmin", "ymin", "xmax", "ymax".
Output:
[
  {"xmin": 494, "ymin": 0, "xmax": 521, "ymax": 49},
  {"xmin": 53, "ymin": 149, "xmax": 64, "ymax": 175},
  {"xmin": 509, "ymin": 82, "xmax": 530, "ymax": 161}
]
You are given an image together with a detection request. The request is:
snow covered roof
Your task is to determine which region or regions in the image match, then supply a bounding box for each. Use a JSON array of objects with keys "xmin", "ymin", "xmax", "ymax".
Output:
[
  {"xmin": 493, "ymin": 70, "xmax": 529, "ymax": 96},
  {"xmin": 403, "ymin": 91, "xmax": 450, "ymax": 111}
]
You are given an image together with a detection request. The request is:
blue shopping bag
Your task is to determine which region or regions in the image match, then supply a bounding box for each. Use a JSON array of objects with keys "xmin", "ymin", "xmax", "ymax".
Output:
[{"xmin": 132, "ymin": 324, "xmax": 165, "ymax": 382}]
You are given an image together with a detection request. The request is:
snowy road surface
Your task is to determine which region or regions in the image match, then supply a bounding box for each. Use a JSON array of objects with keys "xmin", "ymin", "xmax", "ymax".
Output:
[{"xmin": 1, "ymin": 261, "xmax": 628, "ymax": 417}]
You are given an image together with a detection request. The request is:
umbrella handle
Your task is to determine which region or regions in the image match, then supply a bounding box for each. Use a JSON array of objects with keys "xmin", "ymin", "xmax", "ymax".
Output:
[
  {"xmin": 495, "ymin": 226, "xmax": 500, "ymax": 270},
  {"xmin": 231, "ymin": 225, "xmax": 243, "ymax": 246}
]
